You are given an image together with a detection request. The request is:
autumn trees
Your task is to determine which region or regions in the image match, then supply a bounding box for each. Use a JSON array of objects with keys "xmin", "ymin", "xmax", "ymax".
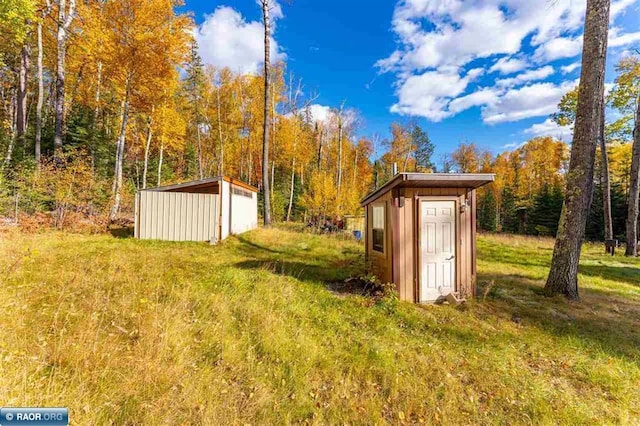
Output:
[
  {"xmin": 610, "ymin": 57, "xmax": 640, "ymax": 256},
  {"xmin": 0, "ymin": 0, "xmax": 377, "ymax": 227}
]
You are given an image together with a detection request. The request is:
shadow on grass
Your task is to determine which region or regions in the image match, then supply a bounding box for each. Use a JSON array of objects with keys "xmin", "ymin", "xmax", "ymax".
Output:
[
  {"xmin": 578, "ymin": 264, "xmax": 640, "ymax": 287},
  {"xmin": 234, "ymin": 259, "xmax": 349, "ymax": 283},
  {"xmin": 478, "ymin": 271, "xmax": 640, "ymax": 362},
  {"xmin": 109, "ymin": 226, "xmax": 134, "ymax": 239},
  {"xmin": 234, "ymin": 235, "xmax": 285, "ymax": 255}
]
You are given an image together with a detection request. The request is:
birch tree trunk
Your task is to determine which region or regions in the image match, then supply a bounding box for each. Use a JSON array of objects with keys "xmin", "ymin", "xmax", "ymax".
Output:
[
  {"xmin": 35, "ymin": 2, "xmax": 52, "ymax": 166},
  {"xmin": 286, "ymin": 158, "xmax": 296, "ymax": 222},
  {"xmin": 17, "ymin": 45, "xmax": 30, "ymax": 139},
  {"xmin": 545, "ymin": 0, "xmax": 610, "ymax": 299},
  {"xmin": 142, "ymin": 114, "xmax": 153, "ymax": 189},
  {"xmin": 157, "ymin": 141, "xmax": 164, "ymax": 187},
  {"xmin": 217, "ymin": 86, "xmax": 224, "ymax": 175},
  {"xmin": 35, "ymin": 20, "xmax": 45, "ymax": 165},
  {"xmin": 4, "ymin": 93, "xmax": 17, "ymax": 167},
  {"xmin": 91, "ymin": 61, "xmax": 102, "ymax": 173},
  {"xmin": 337, "ymin": 112, "xmax": 344, "ymax": 212},
  {"xmin": 110, "ymin": 95, "xmax": 130, "ymax": 222},
  {"xmin": 53, "ymin": 0, "xmax": 76, "ymax": 158},
  {"xmin": 196, "ymin": 118, "xmax": 203, "ymax": 179},
  {"xmin": 261, "ymin": 0, "xmax": 272, "ymax": 225},
  {"xmin": 625, "ymin": 94, "xmax": 640, "ymax": 256},
  {"xmin": 316, "ymin": 124, "xmax": 323, "ymax": 170}
]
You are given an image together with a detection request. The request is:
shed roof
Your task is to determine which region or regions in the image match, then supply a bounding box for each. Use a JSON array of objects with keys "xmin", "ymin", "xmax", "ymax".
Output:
[
  {"xmin": 142, "ymin": 176, "xmax": 258, "ymax": 193},
  {"xmin": 361, "ymin": 173, "xmax": 495, "ymax": 206}
]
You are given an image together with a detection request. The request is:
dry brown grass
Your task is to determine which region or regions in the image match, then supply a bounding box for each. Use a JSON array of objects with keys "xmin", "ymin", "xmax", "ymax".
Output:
[{"xmin": 0, "ymin": 227, "xmax": 638, "ymax": 424}]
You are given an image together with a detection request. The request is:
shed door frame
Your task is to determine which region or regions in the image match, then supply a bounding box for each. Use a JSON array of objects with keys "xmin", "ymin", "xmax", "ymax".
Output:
[{"xmin": 415, "ymin": 196, "xmax": 461, "ymax": 302}]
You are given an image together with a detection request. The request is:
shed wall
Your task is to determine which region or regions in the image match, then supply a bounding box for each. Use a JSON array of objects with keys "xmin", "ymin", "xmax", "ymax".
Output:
[
  {"xmin": 136, "ymin": 191, "xmax": 219, "ymax": 242},
  {"xmin": 230, "ymin": 184, "xmax": 258, "ymax": 235},
  {"xmin": 365, "ymin": 191, "xmax": 394, "ymax": 284}
]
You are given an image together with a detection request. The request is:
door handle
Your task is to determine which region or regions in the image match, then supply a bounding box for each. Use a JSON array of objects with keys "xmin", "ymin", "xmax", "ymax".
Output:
[{"xmin": 446, "ymin": 255, "xmax": 455, "ymax": 261}]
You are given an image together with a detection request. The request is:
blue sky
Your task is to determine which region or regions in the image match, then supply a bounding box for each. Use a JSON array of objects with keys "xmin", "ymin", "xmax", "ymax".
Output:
[{"xmin": 185, "ymin": 0, "xmax": 640, "ymax": 162}]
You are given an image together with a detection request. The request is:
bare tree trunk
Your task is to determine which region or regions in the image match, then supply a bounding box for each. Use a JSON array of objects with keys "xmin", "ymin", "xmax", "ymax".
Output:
[
  {"xmin": 599, "ymin": 103, "xmax": 613, "ymax": 242},
  {"xmin": 157, "ymin": 141, "xmax": 164, "ymax": 187},
  {"xmin": 110, "ymin": 95, "xmax": 129, "ymax": 222},
  {"xmin": 271, "ymin": 160, "xmax": 275, "ymax": 201},
  {"xmin": 216, "ymin": 85, "xmax": 224, "ymax": 175},
  {"xmin": 353, "ymin": 149, "xmax": 359, "ymax": 186},
  {"xmin": 35, "ymin": 20, "xmax": 45, "ymax": 166},
  {"xmin": 142, "ymin": 114, "xmax": 152, "ymax": 189},
  {"xmin": 91, "ymin": 61, "xmax": 102, "ymax": 173},
  {"xmin": 53, "ymin": 0, "xmax": 76, "ymax": 158},
  {"xmin": 4, "ymin": 93, "xmax": 17, "ymax": 167},
  {"xmin": 260, "ymin": 0, "xmax": 273, "ymax": 225},
  {"xmin": 545, "ymin": 0, "xmax": 610, "ymax": 299},
  {"xmin": 35, "ymin": 1, "xmax": 51, "ymax": 166},
  {"xmin": 316, "ymin": 124, "xmax": 323, "ymax": 170},
  {"xmin": 286, "ymin": 158, "xmax": 295, "ymax": 222},
  {"xmin": 337, "ymin": 115, "xmax": 343, "ymax": 191},
  {"xmin": 17, "ymin": 45, "xmax": 30, "ymax": 139},
  {"xmin": 337, "ymin": 110, "xmax": 344, "ymax": 212},
  {"xmin": 626, "ymin": 94, "xmax": 640, "ymax": 256}
]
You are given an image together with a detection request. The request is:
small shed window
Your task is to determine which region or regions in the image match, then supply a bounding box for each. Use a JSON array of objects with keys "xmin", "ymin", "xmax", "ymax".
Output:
[
  {"xmin": 232, "ymin": 187, "xmax": 253, "ymax": 198},
  {"xmin": 372, "ymin": 204, "xmax": 385, "ymax": 253}
]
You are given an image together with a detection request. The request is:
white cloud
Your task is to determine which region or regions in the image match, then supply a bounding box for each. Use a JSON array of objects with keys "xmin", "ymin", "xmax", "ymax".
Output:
[
  {"xmin": 524, "ymin": 118, "xmax": 573, "ymax": 140},
  {"xmin": 611, "ymin": 0, "xmax": 638, "ymax": 20},
  {"xmin": 495, "ymin": 66, "xmax": 555, "ymax": 88},
  {"xmin": 482, "ymin": 80, "xmax": 577, "ymax": 124},
  {"xmin": 609, "ymin": 31, "xmax": 640, "ymax": 48},
  {"xmin": 533, "ymin": 36, "xmax": 583, "ymax": 62},
  {"xmin": 306, "ymin": 104, "xmax": 331, "ymax": 123},
  {"xmin": 390, "ymin": 68, "xmax": 484, "ymax": 121},
  {"xmin": 449, "ymin": 88, "xmax": 500, "ymax": 115},
  {"xmin": 379, "ymin": 0, "xmax": 640, "ymax": 123},
  {"xmin": 195, "ymin": 6, "xmax": 285, "ymax": 75},
  {"xmin": 561, "ymin": 62, "xmax": 581, "ymax": 74},
  {"xmin": 489, "ymin": 56, "xmax": 529, "ymax": 75}
]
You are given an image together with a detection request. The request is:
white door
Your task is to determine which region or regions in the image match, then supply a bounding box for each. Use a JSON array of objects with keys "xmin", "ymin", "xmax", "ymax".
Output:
[{"xmin": 419, "ymin": 200, "xmax": 457, "ymax": 302}]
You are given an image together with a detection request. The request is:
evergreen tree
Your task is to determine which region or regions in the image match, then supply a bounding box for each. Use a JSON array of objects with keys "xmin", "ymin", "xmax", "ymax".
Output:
[
  {"xmin": 412, "ymin": 125, "xmax": 435, "ymax": 172},
  {"xmin": 500, "ymin": 186, "xmax": 520, "ymax": 234},
  {"xmin": 528, "ymin": 185, "xmax": 564, "ymax": 236},
  {"xmin": 183, "ymin": 40, "xmax": 207, "ymax": 179},
  {"xmin": 478, "ymin": 188, "xmax": 498, "ymax": 232}
]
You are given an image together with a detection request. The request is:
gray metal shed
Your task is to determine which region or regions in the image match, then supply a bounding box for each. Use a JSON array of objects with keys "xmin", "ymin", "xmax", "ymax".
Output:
[{"xmin": 134, "ymin": 176, "xmax": 258, "ymax": 243}]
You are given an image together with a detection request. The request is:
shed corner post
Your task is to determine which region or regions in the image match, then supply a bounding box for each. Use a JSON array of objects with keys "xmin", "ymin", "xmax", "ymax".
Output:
[
  {"xmin": 391, "ymin": 188, "xmax": 402, "ymax": 297},
  {"xmin": 364, "ymin": 203, "xmax": 369, "ymax": 264},
  {"xmin": 218, "ymin": 181, "xmax": 224, "ymax": 243},
  {"xmin": 134, "ymin": 192, "xmax": 140, "ymax": 239},
  {"xmin": 471, "ymin": 189, "xmax": 478, "ymax": 297}
]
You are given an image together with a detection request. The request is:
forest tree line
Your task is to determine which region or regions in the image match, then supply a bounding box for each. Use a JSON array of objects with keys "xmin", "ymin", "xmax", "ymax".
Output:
[
  {"xmin": 0, "ymin": 0, "xmax": 378, "ymax": 228},
  {"xmin": 0, "ymin": 0, "xmax": 639, "ymax": 251}
]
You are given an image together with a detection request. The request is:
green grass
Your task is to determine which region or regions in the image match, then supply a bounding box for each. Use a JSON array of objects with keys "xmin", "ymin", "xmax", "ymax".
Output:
[{"xmin": 0, "ymin": 227, "xmax": 639, "ymax": 424}]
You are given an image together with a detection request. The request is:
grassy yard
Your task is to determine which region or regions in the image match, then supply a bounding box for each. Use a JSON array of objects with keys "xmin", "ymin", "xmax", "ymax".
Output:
[{"xmin": 0, "ymin": 226, "xmax": 639, "ymax": 424}]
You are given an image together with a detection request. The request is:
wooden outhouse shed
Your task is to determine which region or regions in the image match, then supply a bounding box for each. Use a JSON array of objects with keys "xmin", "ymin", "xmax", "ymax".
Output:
[
  {"xmin": 361, "ymin": 173, "xmax": 495, "ymax": 303},
  {"xmin": 134, "ymin": 176, "xmax": 258, "ymax": 243}
]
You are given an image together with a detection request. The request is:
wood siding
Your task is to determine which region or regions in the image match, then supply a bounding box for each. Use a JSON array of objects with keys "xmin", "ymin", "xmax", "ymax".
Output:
[
  {"xmin": 366, "ymin": 191, "xmax": 393, "ymax": 284},
  {"xmin": 135, "ymin": 191, "xmax": 219, "ymax": 242},
  {"xmin": 364, "ymin": 186, "xmax": 478, "ymax": 303}
]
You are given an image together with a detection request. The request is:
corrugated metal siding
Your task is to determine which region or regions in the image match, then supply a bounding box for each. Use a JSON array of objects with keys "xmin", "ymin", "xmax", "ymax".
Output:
[{"xmin": 136, "ymin": 191, "xmax": 219, "ymax": 242}]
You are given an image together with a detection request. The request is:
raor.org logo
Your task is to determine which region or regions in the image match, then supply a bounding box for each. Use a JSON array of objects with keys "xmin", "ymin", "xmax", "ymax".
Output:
[{"xmin": 0, "ymin": 407, "xmax": 68, "ymax": 425}]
